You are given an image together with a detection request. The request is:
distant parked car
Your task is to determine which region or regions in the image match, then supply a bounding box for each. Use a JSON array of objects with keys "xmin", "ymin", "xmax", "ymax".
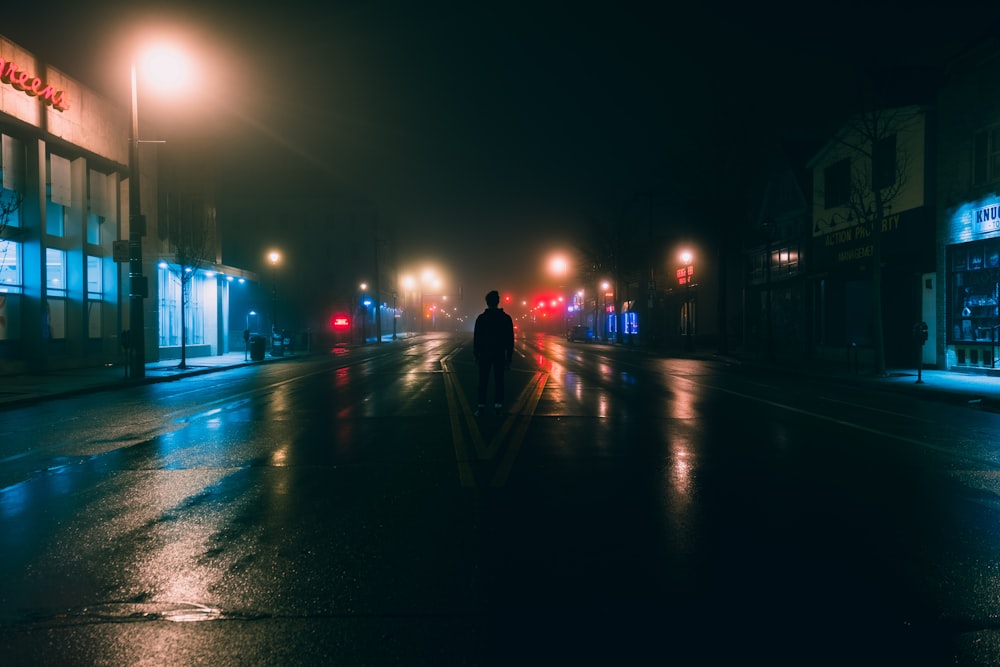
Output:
[{"xmin": 567, "ymin": 325, "xmax": 593, "ymax": 342}]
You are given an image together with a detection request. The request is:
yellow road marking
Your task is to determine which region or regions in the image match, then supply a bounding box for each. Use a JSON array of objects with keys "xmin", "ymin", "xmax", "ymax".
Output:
[
  {"xmin": 441, "ymin": 354, "xmax": 476, "ymax": 488},
  {"xmin": 490, "ymin": 371, "xmax": 547, "ymax": 488},
  {"xmin": 441, "ymin": 353, "xmax": 548, "ymax": 488}
]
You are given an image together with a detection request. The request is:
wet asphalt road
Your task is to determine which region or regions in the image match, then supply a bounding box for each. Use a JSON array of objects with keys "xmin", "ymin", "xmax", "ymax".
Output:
[{"xmin": 3, "ymin": 332, "xmax": 1000, "ymax": 665}]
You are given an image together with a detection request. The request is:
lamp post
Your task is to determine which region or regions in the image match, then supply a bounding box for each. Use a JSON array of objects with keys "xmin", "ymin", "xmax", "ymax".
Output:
[
  {"xmin": 548, "ymin": 254, "xmax": 569, "ymax": 336},
  {"xmin": 601, "ymin": 280, "xmax": 610, "ymax": 341},
  {"xmin": 420, "ymin": 268, "xmax": 440, "ymax": 334},
  {"xmin": 127, "ymin": 61, "xmax": 147, "ymax": 379},
  {"xmin": 359, "ymin": 282, "xmax": 368, "ymax": 343},
  {"xmin": 678, "ymin": 250, "xmax": 695, "ymax": 352},
  {"xmin": 126, "ymin": 44, "xmax": 192, "ymax": 378},
  {"xmin": 268, "ymin": 250, "xmax": 281, "ymax": 352},
  {"xmin": 391, "ymin": 290, "xmax": 398, "ymax": 340},
  {"xmin": 401, "ymin": 275, "xmax": 415, "ymax": 336}
]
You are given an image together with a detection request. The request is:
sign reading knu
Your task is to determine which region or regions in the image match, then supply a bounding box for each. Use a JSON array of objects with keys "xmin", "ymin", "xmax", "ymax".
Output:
[{"xmin": 975, "ymin": 203, "xmax": 1000, "ymax": 234}]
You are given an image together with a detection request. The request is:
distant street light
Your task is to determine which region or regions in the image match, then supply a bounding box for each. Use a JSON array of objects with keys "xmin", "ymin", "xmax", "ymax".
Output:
[
  {"xmin": 268, "ymin": 250, "xmax": 281, "ymax": 352},
  {"xmin": 548, "ymin": 253, "xmax": 570, "ymax": 335},
  {"xmin": 678, "ymin": 250, "xmax": 695, "ymax": 351},
  {"xmin": 420, "ymin": 268, "xmax": 440, "ymax": 333},
  {"xmin": 601, "ymin": 280, "xmax": 610, "ymax": 341}
]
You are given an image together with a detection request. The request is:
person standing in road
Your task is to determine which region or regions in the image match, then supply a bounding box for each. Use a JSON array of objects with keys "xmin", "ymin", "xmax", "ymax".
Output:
[{"xmin": 473, "ymin": 290, "xmax": 515, "ymax": 415}]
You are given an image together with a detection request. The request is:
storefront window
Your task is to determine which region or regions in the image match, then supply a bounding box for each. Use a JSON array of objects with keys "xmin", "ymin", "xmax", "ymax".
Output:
[
  {"xmin": 158, "ymin": 265, "xmax": 207, "ymax": 348},
  {"xmin": 46, "ymin": 248, "xmax": 66, "ymax": 295},
  {"xmin": 87, "ymin": 255, "xmax": 102, "ymax": 300},
  {"xmin": 0, "ymin": 239, "xmax": 21, "ymax": 292},
  {"xmin": 949, "ymin": 241, "xmax": 1000, "ymax": 343},
  {"xmin": 159, "ymin": 268, "xmax": 180, "ymax": 347}
]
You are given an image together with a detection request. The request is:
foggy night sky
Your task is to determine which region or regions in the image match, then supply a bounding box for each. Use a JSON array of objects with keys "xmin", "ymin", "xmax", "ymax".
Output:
[{"xmin": 1, "ymin": 1, "xmax": 993, "ymax": 320}]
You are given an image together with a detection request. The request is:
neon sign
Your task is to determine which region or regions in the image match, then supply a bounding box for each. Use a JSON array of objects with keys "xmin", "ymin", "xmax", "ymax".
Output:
[
  {"xmin": 0, "ymin": 57, "xmax": 70, "ymax": 111},
  {"xmin": 676, "ymin": 265, "xmax": 694, "ymax": 285}
]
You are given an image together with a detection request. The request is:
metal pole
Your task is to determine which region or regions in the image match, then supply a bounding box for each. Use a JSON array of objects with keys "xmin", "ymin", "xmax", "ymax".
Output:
[
  {"xmin": 271, "ymin": 266, "xmax": 277, "ymax": 349},
  {"xmin": 128, "ymin": 62, "xmax": 146, "ymax": 379},
  {"xmin": 392, "ymin": 291, "xmax": 397, "ymax": 340}
]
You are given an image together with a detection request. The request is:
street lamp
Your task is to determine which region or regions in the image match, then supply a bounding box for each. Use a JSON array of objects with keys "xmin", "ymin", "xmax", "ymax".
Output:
[
  {"xmin": 391, "ymin": 290, "xmax": 398, "ymax": 340},
  {"xmin": 126, "ymin": 60, "xmax": 147, "ymax": 379},
  {"xmin": 358, "ymin": 283, "xmax": 370, "ymax": 345},
  {"xmin": 678, "ymin": 250, "xmax": 695, "ymax": 351},
  {"xmin": 420, "ymin": 268, "xmax": 440, "ymax": 333},
  {"xmin": 126, "ymin": 43, "xmax": 193, "ymax": 379},
  {"xmin": 601, "ymin": 280, "xmax": 610, "ymax": 341},
  {"xmin": 268, "ymin": 250, "xmax": 281, "ymax": 351},
  {"xmin": 548, "ymin": 253, "xmax": 569, "ymax": 335}
]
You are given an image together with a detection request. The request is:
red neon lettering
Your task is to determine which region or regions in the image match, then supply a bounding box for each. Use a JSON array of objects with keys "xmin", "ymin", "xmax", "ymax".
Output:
[{"xmin": 0, "ymin": 57, "xmax": 69, "ymax": 111}]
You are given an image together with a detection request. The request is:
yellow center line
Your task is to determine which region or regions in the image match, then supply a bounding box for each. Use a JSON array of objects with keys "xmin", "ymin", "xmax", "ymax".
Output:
[
  {"xmin": 441, "ymin": 354, "xmax": 476, "ymax": 488},
  {"xmin": 442, "ymin": 352, "xmax": 549, "ymax": 488},
  {"xmin": 491, "ymin": 371, "xmax": 548, "ymax": 488}
]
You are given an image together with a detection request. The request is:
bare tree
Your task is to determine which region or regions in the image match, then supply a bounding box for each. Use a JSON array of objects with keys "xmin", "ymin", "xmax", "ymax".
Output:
[
  {"xmin": 164, "ymin": 194, "xmax": 217, "ymax": 369},
  {"xmin": 0, "ymin": 191, "xmax": 19, "ymax": 235},
  {"xmin": 817, "ymin": 105, "xmax": 922, "ymax": 376}
]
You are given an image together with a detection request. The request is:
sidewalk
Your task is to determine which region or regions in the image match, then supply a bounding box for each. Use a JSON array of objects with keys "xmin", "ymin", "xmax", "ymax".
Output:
[
  {"xmin": 750, "ymin": 359, "xmax": 1000, "ymax": 411},
  {"xmin": 596, "ymin": 339, "xmax": 1000, "ymax": 412},
  {"xmin": 0, "ymin": 350, "xmax": 273, "ymax": 410},
  {"xmin": 3, "ymin": 341, "xmax": 1000, "ymax": 412}
]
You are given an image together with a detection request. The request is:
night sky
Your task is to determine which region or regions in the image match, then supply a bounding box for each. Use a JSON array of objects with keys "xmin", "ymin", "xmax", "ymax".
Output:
[{"xmin": 1, "ymin": 1, "xmax": 993, "ymax": 324}]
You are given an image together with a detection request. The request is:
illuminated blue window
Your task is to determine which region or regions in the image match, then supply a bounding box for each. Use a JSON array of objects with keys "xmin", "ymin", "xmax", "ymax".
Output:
[{"xmin": 0, "ymin": 239, "xmax": 21, "ymax": 293}]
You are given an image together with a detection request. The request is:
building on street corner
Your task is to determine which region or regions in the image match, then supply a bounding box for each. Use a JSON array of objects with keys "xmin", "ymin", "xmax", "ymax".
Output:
[{"xmin": 0, "ymin": 34, "xmax": 256, "ymax": 375}]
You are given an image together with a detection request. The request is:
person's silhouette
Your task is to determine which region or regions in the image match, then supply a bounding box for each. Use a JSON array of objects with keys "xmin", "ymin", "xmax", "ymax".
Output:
[{"xmin": 473, "ymin": 290, "xmax": 514, "ymax": 415}]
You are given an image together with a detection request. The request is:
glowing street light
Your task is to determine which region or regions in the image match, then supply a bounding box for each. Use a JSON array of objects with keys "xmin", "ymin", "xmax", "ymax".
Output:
[
  {"xmin": 126, "ymin": 42, "xmax": 193, "ymax": 379},
  {"xmin": 359, "ymin": 282, "xmax": 369, "ymax": 343},
  {"xmin": 677, "ymin": 249, "xmax": 695, "ymax": 351},
  {"xmin": 264, "ymin": 250, "xmax": 282, "ymax": 355},
  {"xmin": 547, "ymin": 253, "xmax": 572, "ymax": 335}
]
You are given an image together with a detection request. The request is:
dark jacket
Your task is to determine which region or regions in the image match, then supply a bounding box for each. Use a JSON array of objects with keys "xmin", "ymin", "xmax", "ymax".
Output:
[{"xmin": 474, "ymin": 307, "xmax": 514, "ymax": 362}]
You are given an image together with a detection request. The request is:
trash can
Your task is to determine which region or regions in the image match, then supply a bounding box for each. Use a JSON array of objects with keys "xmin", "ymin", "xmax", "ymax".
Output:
[{"xmin": 249, "ymin": 334, "xmax": 266, "ymax": 361}]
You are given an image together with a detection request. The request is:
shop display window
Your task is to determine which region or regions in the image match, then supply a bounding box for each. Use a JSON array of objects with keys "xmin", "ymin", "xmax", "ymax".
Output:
[{"xmin": 949, "ymin": 241, "xmax": 1000, "ymax": 343}]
